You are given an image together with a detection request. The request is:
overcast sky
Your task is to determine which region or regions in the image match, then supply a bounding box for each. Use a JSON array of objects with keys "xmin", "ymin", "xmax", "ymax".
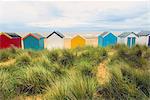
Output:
[{"xmin": 0, "ymin": 1, "xmax": 150, "ymax": 33}]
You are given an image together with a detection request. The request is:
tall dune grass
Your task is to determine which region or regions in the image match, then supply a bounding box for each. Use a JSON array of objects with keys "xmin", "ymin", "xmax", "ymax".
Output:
[
  {"xmin": 0, "ymin": 70, "xmax": 15, "ymax": 99},
  {"xmin": 44, "ymin": 72, "xmax": 99, "ymax": 100},
  {"xmin": 13, "ymin": 66, "xmax": 54, "ymax": 95},
  {"xmin": 0, "ymin": 45, "xmax": 149, "ymax": 99}
]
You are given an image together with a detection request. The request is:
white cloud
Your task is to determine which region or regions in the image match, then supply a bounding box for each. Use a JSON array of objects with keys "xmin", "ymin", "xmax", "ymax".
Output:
[
  {"xmin": 29, "ymin": 1, "xmax": 149, "ymax": 27},
  {"xmin": 0, "ymin": 1, "xmax": 149, "ymax": 31},
  {"xmin": 28, "ymin": 18, "xmax": 81, "ymax": 28}
]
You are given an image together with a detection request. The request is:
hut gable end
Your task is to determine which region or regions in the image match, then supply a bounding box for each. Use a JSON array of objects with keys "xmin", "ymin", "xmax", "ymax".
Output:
[{"xmin": 47, "ymin": 31, "xmax": 64, "ymax": 38}]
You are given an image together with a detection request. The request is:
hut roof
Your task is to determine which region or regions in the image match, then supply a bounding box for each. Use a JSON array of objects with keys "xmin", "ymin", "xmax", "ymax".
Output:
[
  {"xmin": 64, "ymin": 32, "xmax": 100, "ymax": 39},
  {"xmin": 100, "ymin": 32, "xmax": 109, "ymax": 37},
  {"xmin": 0, "ymin": 32, "xmax": 21, "ymax": 38},
  {"xmin": 6, "ymin": 33, "xmax": 21, "ymax": 38},
  {"xmin": 118, "ymin": 32, "xmax": 137, "ymax": 38},
  {"xmin": 32, "ymin": 33, "xmax": 44, "ymax": 39},
  {"xmin": 47, "ymin": 31, "xmax": 64, "ymax": 38},
  {"xmin": 82, "ymin": 34, "xmax": 97, "ymax": 39},
  {"xmin": 23, "ymin": 33, "xmax": 44, "ymax": 40},
  {"xmin": 137, "ymin": 31, "xmax": 150, "ymax": 36}
]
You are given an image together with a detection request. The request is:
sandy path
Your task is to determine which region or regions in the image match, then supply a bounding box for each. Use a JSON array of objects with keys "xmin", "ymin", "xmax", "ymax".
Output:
[
  {"xmin": 23, "ymin": 96, "xmax": 42, "ymax": 100},
  {"xmin": 97, "ymin": 60, "xmax": 109, "ymax": 85},
  {"xmin": 0, "ymin": 59, "xmax": 16, "ymax": 67},
  {"xmin": 97, "ymin": 50, "xmax": 115, "ymax": 85},
  {"xmin": 14, "ymin": 95, "xmax": 42, "ymax": 100}
]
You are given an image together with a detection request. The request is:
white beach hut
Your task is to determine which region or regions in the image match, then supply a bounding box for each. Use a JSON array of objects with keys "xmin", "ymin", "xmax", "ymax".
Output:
[
  {"xmin": 118, "ymin": 32, "xmax": 138, "ymax": 47},
  {"xmin": 46, "ymin": 31, "xmax": 65, "ymax": 49},
  {"xmin": 137, "ymin": 31, "xmax": 150, "ymax": 46}
]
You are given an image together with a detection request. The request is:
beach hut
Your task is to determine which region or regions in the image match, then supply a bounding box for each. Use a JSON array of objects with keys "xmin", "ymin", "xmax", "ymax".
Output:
[
  {"xmin": 84, "ymin": 34, "xmax": 98, "ymax": 47},
  {"xmin": 0, "ymin": 32, "xmax": 22, "ymax": 49},
  {"xmin": 98, "ymin": 32, "xmax": 117, "ymax": 47},
  {"xmin": 64, "ymin": 33, "xmax": 98, "ymax": 49},
  {"xmin": 71, "ymin": 35, "xmax": 86, "ymax": 48},
  {"xmin": 23, "ymin": 33, "xmax": 45, "ymax": 50},
  {"xmin": 46, "ymin": 31, "xmax": 65, "ymax": 49},
  {"xmin": 64, "ymin": 37, "xmax": 71, "ymax": 49},
  {"xmin": 137, "ymin": 31, "xmax": 150, "ymax": 46},
  {"xmin": 118, "ymin": 32, "xmax": 138, "ymax": 47}
]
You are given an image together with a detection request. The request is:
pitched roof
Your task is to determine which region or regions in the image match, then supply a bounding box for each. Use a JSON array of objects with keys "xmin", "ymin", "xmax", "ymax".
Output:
[
  {"xmin": 118, "ymin": 32, "xmax": 137, "ymax": 38},
  {"xmin": 137, "ymin": 31, "xmax": 150, "ymax": 36},
  {"xmin": 64, "ymin": 32, "xmax": 100, "ymax": 39},
  {"xmin": 99, "ymin": 31, "xmax": 117, "ymax": 38},
  {"xmin": 47, "ymin": 31, "xmax": 64, "ymax": 38},
  {"xmin": 5, "ymin": 32, "xmax": 21, "ymax": 38},
  {"xmin": 73, "ymin": 35, "xmax": 86, "ymax": 40},
  {"xmin": 32, "ymin": 33, "xmax": 44, "ymax": 39},
  {"xmin": 23, "ymin": 33, "xmax": 44, "ymax": 40},
  {"xmin": 82, "ymin": 34, "xmax": 97, "ymax": 39},
  {"xmin": 100, "ymin": 32, "xmax": 109, "ymax": 37}
]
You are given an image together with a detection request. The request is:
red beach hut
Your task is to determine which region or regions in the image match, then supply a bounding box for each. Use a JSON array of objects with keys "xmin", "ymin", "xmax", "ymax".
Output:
[{"xmin": 0, "ymin": 32, "xmax": 22, "ymax": 49}]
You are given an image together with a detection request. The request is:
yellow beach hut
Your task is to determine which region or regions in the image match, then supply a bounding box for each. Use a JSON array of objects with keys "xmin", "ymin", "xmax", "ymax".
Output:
[{"xmin": 71, "ymin": 35, "xmax": 86, "ymax": 48}]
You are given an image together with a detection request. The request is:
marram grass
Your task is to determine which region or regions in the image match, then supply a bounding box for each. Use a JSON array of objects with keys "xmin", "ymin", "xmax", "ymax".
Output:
[{"xmin": 0, "ymin": 45, "xmax": 149, "ymax": 100}]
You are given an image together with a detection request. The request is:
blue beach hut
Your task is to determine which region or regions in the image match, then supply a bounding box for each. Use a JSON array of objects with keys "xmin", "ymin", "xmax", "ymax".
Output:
[
  {"xmin": 23, "ymin": 33, "xmax": 45, "ymax": 50},
  {"xmin": 98, "ymin": 32, "xmax": 117, "ymax": 47}
]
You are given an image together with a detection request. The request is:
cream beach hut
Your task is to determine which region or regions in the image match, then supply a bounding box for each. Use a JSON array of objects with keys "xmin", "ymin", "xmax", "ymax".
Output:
[
  {"xmin": 64, "ymin": 36, "xmax": 71, "ymax": 49},
  {"xmin": 84, "ymin": 34, "xmax": 98, "ymax": 47}
]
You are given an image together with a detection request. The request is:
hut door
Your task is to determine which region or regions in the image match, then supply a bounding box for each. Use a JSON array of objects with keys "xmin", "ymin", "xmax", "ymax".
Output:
[
  {"xmin": 127, "ymin": 37, "xmax": 131, "ymax": 47},
  {"xmin": 132, "ymin": 37, "xmax": 136, "ymax": 46},
  {"xmin": 148, "ymin": 36, "xmax": 150, "ymax": 47}
]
